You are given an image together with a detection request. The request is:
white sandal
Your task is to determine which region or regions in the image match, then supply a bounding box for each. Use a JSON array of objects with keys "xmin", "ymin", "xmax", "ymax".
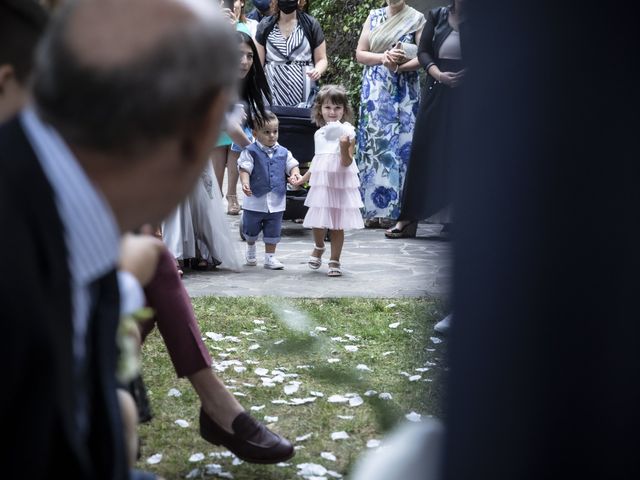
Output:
[
  {"xmin": 327, "ymin": 260, "xmax": 342, "ymax": 277},
  {"xmin": 308, "ymin": 245, "xmax": 325, "ymax": 269}
]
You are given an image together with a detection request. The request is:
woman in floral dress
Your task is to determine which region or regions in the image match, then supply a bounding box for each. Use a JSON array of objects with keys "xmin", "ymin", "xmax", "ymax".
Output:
[{"xmin": 355, "ymin": 0, "xmax": 425, "ymax": 226}]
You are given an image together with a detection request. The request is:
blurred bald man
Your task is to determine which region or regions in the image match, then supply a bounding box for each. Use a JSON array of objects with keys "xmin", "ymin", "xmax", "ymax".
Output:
[{"xmin": 0, "ymin": 0, "xmax": 238, "ymax": 478}]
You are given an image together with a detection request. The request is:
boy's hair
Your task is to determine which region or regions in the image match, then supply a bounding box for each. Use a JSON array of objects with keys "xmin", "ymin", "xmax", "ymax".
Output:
[
  {"xmin": 254, "ymin": 110, "xmax": 278, "ymax": 129},
  {"xmin": 310, "ymin": 84, "xmax": 353, "ymax": 126},
  {"xmin": 0, "ymin": 0, "xmax": 48, "ymax": 84}
]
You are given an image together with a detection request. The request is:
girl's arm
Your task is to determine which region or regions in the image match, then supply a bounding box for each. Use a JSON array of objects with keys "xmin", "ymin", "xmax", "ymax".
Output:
[
  {"xmin": 340, "ymin": 136, "xmax": 355, "ymax": 167},
  {"xmin": 295, "ymin": 170, "xmax": 311, "ymax": 186}
]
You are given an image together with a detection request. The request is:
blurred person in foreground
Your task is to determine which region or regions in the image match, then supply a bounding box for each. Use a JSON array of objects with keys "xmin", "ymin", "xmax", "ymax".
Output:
[{"xmin": 0, "ymin": 0, "xmax": 239, "ymax": 477}]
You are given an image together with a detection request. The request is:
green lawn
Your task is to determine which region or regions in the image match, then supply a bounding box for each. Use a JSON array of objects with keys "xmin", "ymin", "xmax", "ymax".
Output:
[{"xmin": 135, "ymin": 297, "xmax": 447, "ymax": 479}]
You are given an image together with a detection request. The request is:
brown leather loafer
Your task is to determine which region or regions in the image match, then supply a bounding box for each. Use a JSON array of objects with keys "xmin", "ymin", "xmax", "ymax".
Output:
[{"xmin": 199, "ymin": 408, "xmax": 295, "ymax": 464}]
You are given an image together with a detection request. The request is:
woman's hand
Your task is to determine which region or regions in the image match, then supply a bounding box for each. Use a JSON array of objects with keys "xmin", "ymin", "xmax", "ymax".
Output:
[
  {"xmin": 221, "ymin": 7, "xmax": 236, "ymax": 25},
  {"xmin": 382, "ymin": 51, "xmax": 398, "ymax": 72},
  {"xmin": 439, "ymin": 69, "xmax": 465, "ymax": 88},
  {"xmin": 386, "ymin": 45, "xmax": 407, "ymax": 65},
  {"xmin": 306, "ymin": 67, "xmax": 322, "ymax": 81}
]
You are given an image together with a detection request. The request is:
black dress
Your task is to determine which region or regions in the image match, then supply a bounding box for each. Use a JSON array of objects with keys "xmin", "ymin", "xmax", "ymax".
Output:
[{"xmin": 399, "ymin": 6, "xmax": 463, "ymax": 222}]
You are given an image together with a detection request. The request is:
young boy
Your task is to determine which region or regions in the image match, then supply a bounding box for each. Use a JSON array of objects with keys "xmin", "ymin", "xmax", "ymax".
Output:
[{"xmin": 238, "ymin": 111, "xmax": 301, "ymax": 269}]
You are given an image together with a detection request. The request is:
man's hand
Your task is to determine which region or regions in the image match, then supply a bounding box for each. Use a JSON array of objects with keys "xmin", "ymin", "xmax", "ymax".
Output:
[{"xmin": 119, "ymin": 234, "xmax": 164, "ymax": 287}]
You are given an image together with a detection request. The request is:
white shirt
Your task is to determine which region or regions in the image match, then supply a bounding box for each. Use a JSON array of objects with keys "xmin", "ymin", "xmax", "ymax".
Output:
[{"xmin": 237, "ymin": 140, "xmax": 299, "ymax": 213}]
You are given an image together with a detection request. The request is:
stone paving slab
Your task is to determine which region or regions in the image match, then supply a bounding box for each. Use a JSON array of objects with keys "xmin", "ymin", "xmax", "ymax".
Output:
[{"xmin": 182, "ymin": 213, "xmax": 452, "ymax": 298}]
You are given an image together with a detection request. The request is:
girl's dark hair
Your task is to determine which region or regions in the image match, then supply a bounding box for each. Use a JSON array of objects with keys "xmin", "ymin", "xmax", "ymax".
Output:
[
  {"xmin": 238, "ymin": 31, "xmax": 272, "ymax": 128},
  {"xmin": 311, "ymin": 84, "xmax": 353, "ymax": 126}
]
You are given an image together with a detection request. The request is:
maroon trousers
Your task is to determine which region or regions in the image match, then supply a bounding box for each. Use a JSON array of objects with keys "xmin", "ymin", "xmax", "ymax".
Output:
[{"xmin": 141, "ymin": 248, "xmax": 211, "ymax": 378}]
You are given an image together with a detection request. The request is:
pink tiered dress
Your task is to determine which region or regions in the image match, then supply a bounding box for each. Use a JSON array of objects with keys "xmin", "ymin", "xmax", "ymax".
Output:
[{"xmin": 302, "ymin": 122, "xmax": 365, "ymax": 230}]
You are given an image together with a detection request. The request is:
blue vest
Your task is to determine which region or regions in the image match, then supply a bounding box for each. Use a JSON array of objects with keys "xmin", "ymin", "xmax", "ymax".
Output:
[{"xmin": 246, "ymin": 143, "xmax": 288, "ymax": 198}]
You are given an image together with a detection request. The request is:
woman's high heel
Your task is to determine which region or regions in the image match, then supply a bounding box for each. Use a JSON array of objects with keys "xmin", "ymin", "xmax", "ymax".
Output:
[{"xmin": 384, "ymin": 221, "xmax": 418, "ymax": 239}]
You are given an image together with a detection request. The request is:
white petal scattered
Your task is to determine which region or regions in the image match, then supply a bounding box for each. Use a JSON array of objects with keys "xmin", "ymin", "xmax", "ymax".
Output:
[
  {"xmin": 185, "ymin": 468, "xmax": 200, "ymax": 479},
  {"xmin": 330, "ymin": 336, "xmax": 343, "ymax": 342},
  {"xmin": 297, "ymin": 463, "xmax": 328, "ymax": 477},
  {"xmin": 233, "ymin": 366, "xmax": 247, "ymax": 373},
  {"xmin": 344, "ymin": 345, "xmax": 358, "ymax": 352},
  {"xmin": 248, "ymin": 343, "xmax": 260, "ymax": 350},
  {"xmin": 385, "ymin": 303, "xmax": 397, "ymax": 309},
  {"xmin": 218, "ymin": 352, "xmax": 230, "ymax": 358},
  {"xmin": 273, "ymin": 339, "xmax": 285, "ymax": 345},
  {"xmin": 250, "ymin": 405, "xmax": 265, "ymax": 411},
  {"xmin": 289, "ymin": 397, "xmax": 317, "ymax": 405},
  {"xmin": 409, "ymin": 375, "xmax": 422, "ymax": 382},
  {"xmin": 327, "ymin": 470, "xmax": 343, "ymax": 478},
  {"xmin": 403, "ymin": 328, "xmax": 415, "ymax": 333},
  {"xmin": 232, "ymin": 457, "xmax": 243, "ymax": 466},
  {"xmin": 388, "ymin": 322, "xmax": 401, "ymax": 329},
  {"xmin": 321, "ymin": 452, "xmax": 337, "ymax": 462},
  {"xmin": 217, "ymin": 472, "xmax": 234, "ymax": 479},
  {"xmin": 271, "ymin": 399, "xmax": 289, "ymax": 405},
  {"xmin": 406, "ymin": 411, "xmax": 422, "ymax": 422},
  {"xmin": 203, "ymin": 464, "xmax": 222, "ymax": 475},
  {"xmin": 426, "ymin": 348, "xmax": 436, "ymax": 352},
  {"xmin": 382, "ymin": 351, "xmax": 395, "ymax": 356},
  {"xmin": 245, "ymin": 359, "xmax": 260, "ymax": 364},
  {"xmin": 297, "ymin": 365, "xmax": 312, "ymax": 369},
  {"xmin": 253, "ymin": 319, "xmax": 265, "ymax": 325},
  {"xmin": 344, "ymin": 334, "xmax": 358, "ymax": 341},
  {"xmin": 254, "ymin": 367, "xmax": 269, "ymax": 376},
  {"xmin": 315, "ymin": 326, "xmax": 328, "ymax": 332},
  {"xmin": 310, "ymin": 390, "xmax": 324, "ymax": 397},
  {"xmin": 174, "ymin": 419, "xmax": 189, "ymax": 428},
  {"xmin": 327, "ymin": 358, "xmax": 341, "ymax": 364},
  {"xmin": 399, "ymin": 371, "xmax": 411, "ymax": 377},
  {"xmin": 189, "ymin": 452, "xmax": 205, "ymax": 462},
  {"xmin": 366, "ymin": 439, "xmax": 382, "ymax": 448},
  {"xmin": 337, "ymin": 415, "xmax": 354, "ymax": 420},
  {"xmin": 331, "ymin": 431, "xmax": 349, "ymax": 441},
  {"xmin": 224, "ymin": 336, "xmax": 241, "ymax": 343},
  {"xmin": 356, "ymin": 364, "xmax": 371, "ymax": 372},
  {"xmin": 415, "ymin": 367, "xmax": 430, "ymax": 372},
  {"xmin": 264, "ymin": 416, "xmax": 279, "ymax": 423},
  {"xmin": 430, "ymin": 336, "xmax": 443, "ymax": 344},
  {"xmin": 364, "ymin": 390, "xmax": 377, "ymax": 397},
  {"xmin": 242, "ymin": 382, "xmax": 255, "ymax": 388},
  {"xmin": 296, "ymin": 433, "xmax": 313, "ymax": 442},
  {"xmin": 232, "ymin": 391, "xmax": 247, "ymax": 397},
  {"xmin": 146, "ymin": 453, "xmax": 163, "ymax": 464},
  {"xmin": 205, "ymin": 332, "xmax": 224, "ymax": 341},
  {"xmin": 378, "ymin": 392, "xmax": 393, "ymax": 400},
  {"xmin": 328, "ymin": 394, "xmax": 349, "ymax": 403},
  {"xmin": 308, "ymin": 476, "xmax": 327, "ymax": 480},
  {"xmin": 277, "ymin": 462, "xmax": 292, "ymax": 467},
  {"xmin": 167, "ymin": 388, "xmax": 181, "ymax": 397},
  {"xmin": 349, "ymin": 395, "xmax": 364, "ymax": 407},
  {"xmin": 284, "ymin": 383, "xmax": 300, "ymax": 395}
]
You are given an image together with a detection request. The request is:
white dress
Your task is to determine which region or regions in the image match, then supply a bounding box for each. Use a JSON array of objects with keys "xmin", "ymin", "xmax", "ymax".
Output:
[
  {"xmin": 303, "ymin": 122, "xmax": 365, "ymax": 230},
  {"xmin": 162, "ymin": 160, "xmax": 243, "ymax": 271}
]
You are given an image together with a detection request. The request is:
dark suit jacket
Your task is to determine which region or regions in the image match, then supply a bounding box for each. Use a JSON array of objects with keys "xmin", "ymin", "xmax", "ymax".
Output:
[{"xmin": 0, "ymin": 117, "xmax": 128, "ymax": 479}]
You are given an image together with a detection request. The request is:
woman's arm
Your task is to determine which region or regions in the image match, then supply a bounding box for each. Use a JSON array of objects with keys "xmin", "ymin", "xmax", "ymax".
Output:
[
  {"xmin": 226, "ymin": 121, "xmax": 251, "ymax": 148},
  {"xmin": 355, "ymin": 14, "xmax": 386, "ymax": 66},
  {"xmin": 307, "ymin": 41, "xmax": 327, "ymax": 81},
  {"xmin": 418, "ymin": 9, "xmax": 437, "ymax": 70}
]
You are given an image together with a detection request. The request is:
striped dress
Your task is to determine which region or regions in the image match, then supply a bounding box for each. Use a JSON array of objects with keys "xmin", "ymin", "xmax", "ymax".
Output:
[{"xmin": 264, "ymin": 23, "xmax": 315, "ymax": 107}]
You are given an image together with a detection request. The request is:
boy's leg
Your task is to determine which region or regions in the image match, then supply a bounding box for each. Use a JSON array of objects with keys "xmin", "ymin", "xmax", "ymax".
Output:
[
  {"xmin": 242, "ymin": 210, "xmax": 262, "ymax": 266},
  {"xmin": 263, "ymin": 211, "xmax": 284, "ymax": 269}
]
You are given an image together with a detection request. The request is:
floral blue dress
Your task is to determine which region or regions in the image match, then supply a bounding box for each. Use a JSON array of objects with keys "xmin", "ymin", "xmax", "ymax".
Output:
[{"xmin": 356, "ymin": 8, "xmax": 421, "ymax": 220}]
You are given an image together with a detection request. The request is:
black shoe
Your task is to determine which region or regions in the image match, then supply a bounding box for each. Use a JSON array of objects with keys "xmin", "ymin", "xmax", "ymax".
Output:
[
  {"xmin": 384, "ymin": 221, "xmax": 418, "ymax": 239},
  {"xmin": 199, "ymin": 408, "xmax": 295, "ymax": 464}
]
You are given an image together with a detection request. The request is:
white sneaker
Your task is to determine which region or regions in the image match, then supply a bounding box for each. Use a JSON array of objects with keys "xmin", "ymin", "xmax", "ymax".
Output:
[
  {"xmin": 434, "ymin": 314, "xmax": 452, "ymax": 334},
  {"xmin": 264, "ymin": 255, "xmax": 284, "ymax": 270},
  {"xmin": 245, "ymin": 248, "xmax": 257, "ymax": 266}
]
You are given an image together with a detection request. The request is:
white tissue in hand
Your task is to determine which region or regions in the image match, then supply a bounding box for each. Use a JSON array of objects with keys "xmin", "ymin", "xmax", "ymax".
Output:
[{"xmin": 324, "ymin": 122, "xmax": 345, "ymax": 141}]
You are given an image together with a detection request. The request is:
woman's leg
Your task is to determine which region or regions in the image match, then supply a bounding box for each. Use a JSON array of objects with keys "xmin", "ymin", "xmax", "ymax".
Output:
[
  {"xmin": 211, "ymin": 145, "xmax": 228, "ymax": 192},
  {"xmin": 226, "ymin": 150, "xmax": 240, "ymax": 198}
]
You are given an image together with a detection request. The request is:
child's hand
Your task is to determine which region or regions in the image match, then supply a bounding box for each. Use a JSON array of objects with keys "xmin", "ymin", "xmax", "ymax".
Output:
[
  {"xmin": 339, "ymin": 135, "xmax": 351, "ymax": 150},
  {"xmin": 241, "ymin": 183, "xmax": 252, "ymax": 196}
]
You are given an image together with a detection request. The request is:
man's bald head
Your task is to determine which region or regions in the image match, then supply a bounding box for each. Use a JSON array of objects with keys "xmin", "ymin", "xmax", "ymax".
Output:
[{"xmin": 32, "ymin": 0, "xmax": 238, "ymax": 154}]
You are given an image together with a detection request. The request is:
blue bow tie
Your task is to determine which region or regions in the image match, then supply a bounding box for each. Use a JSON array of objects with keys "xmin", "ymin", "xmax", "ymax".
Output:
[{"xmin": 262, "ymin": 144, "xmax": 277, "ymax": 156}]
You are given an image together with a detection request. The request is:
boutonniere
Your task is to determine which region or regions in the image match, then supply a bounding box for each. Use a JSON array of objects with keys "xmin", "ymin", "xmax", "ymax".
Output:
[{"xmin": 116, "ymin": 307, "xmax": 154, "ymax": 384}]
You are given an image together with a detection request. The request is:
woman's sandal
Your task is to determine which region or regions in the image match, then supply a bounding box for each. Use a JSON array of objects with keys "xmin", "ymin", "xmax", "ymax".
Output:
[
  {"xmin": 175, "ymin": 260, "xmax": 184, "ymax": 278},
  {"xmin": 308, "ymin": 245, "xmax": 325, "ymax": 270},
  {"xmin": 384, "ymin": 221, "xmax": 418, "ymax": 239},
  {"xmin": 327, "ymin": 260, "xmax": 342, "ymax": 277}
]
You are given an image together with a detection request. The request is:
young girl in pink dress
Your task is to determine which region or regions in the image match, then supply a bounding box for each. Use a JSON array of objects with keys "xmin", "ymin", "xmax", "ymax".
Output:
[{"xmin": 293, "ymin": 85, "xmax": 364, "ymax": 276}]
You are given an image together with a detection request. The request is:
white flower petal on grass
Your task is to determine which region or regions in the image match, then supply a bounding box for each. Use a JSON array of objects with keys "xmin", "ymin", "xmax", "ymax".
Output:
[
  {"xmin": 273, "ymin": 339, "xmax": 284, "ymax": 345},
  {"xmin": 264, "ymin": 416, "xmax": 278, "ymax": 423},
  {"xmin": 327, "ymin": 470, "xmax": 343, "ymax": 478},
  {"xmin": 250, "ymin": 405, "xmax": 265, "ymax": 411},
  {"xmin": 167, "ymin": 388, "xmax": 181, "ymax": 397},
  {"xmin": 426, "ymin": 348, "xmax": 436, "ymax": 352},
  {"xmin": 356, "ymin": 364, "xmax": 371, "ymax": 372},
  {"xmin": 233, "ymin": 366, "xmax": 246, "ymax": 373},
  {"xmin": 253, "ymin": 319, "xmax": 265, "ymax": 325},
  {"xmin": 348, "ymin": 396, "xmax": 364, "ymax": 407},
  {"xmin": 337, "ymin": 415, "xmax": 354, "ymax": 420},
  {"xmin": 297, "ymin": 463, "xmax": 328, "ymax": 476},
  {"xmin": 328, "ymin": 394, "xmax": 349, "ymax": 403},
  {"xmin": 321, "ymin": 452, "xmax": 337, "ymax": 462},
  {"xmin": 185, "ymin": 468, "xmax": 200, "ymax": 479},
  {"xmin": 415, "ymin": 367, "xmax": 430, "ymax": 372},
  {"xmin": 203, "ymin": 464, "xmax": 222, "ymax": 475},
  {"xmin": 224, "ymin": 336, "xmax": 241, "ymax": 343},
  {"xmin": 315, "ymin": 326, "xmax": 328, "ymax": 332},
  {"xmin": 307, "ymin": 476, "xmax": 327, "ymax": 480},
  {"xmin": 366, "ymin": 439, "xmax": 382, "ymax": 448},
  {"xmin": 296, "ymin": 432, "xmax": 313, "ymax": 442},
  {"xmin": 205, "ymin": 332, "xmax": 224, "ymax": 341},
  {"xmin": 382, "ymin": 351, "xmax": 395, "ymax": 356},
  {"xmin": 271, "ymin": 399, "xmax": 289, "ymax": 405},
  {"xmin": 248, "ymin": 344, "xmax": 260, "ymax": 350},
  {"xmin": 405, "ymin": 411, "xmax": 422, "ymax": 422},
  {"xmin": 232, "ymin": 392, "xmax": 247, "ymax": 397},
  {"xmin": 284, "ymin": 383, "xmax": 300, "ymax": 395},
  {"xmin": 289, "ymin": 397, "xmax": 317, "ymax": 405},
  {"xmin": 297, "ymin": 364, "xmax": 312, "ymax": 369},
  {"xmin": 403, "ymin": 328, "xmax": 415, "ymax": 333},
  {"xmin": 409, "ymin": 375, "xmax": 422, "ymax": 382},
  {"xmin": 310, "ymin": 390, "xmax": 324, "ymax": 397},
  {"xmin": 378, "ymin": 392, "xmax": 393, "ymax": 400},
  {"xmin": 344, "ymin": 334, "xmax": 358, "ymax": 341},
  {"xmin": 218, "ymin": 352, "xmax": 230, "ymax": 358},
  {"xmin": 242, "ymin": 382, "xmax": 255, "ymax": 388},
  {"xmin": 175, "ymin": 419, "xmax": 189, "ymax": 428},
  {"xmin": 245, "ymin": 359, "xmax": 260, "ymax": 364},
  {"xmin": 146, "ymin": 453, "xmax": 163, "ymax": 464},
  {"xmin": 430, "ymin": 336, "xmax": 443, "ymax": 344},
  {"xmin": 189, "ymin": 452, "xmax": 205, "ymax": 462},
  {"xmin": 385, "ymin": 303, "xmax": 397, "ymax": 309},
  {"xmin": 217, "ymin": 472, "xmax": 234, "ymax": 479},
  {"xmin": 331, "ymin": 431, "xmax": 349, "ymax": 441},
  {"xmin": 276, "ymin": 462, "xmax": 292, "ymax": 467},
  {"xmin": 388, "ymin": 322, "xmax": 400, "ymax": 329},
  {"xmin": 232, "ymin": 457, "xmax": 243, "ymax": 466},
  {"xmin": 364, "ymin": 390, "xmax": 377, "ymax": 397},
  {"xmin": 344, "ymin": 345, "xmax": 358, "ymax": 352},
  {"xmin": 254, "ymin": 367, "xmax": 269, "ymax": 376},
  {"xmin": 327, "ymin": 358, "xmax": 341, "ymax": 364}
]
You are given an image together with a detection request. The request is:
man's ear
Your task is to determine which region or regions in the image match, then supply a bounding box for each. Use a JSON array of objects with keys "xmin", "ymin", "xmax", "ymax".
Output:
[{"xmin": 0, "ymin": 65, "xmax": 16, "ymax": 95}]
